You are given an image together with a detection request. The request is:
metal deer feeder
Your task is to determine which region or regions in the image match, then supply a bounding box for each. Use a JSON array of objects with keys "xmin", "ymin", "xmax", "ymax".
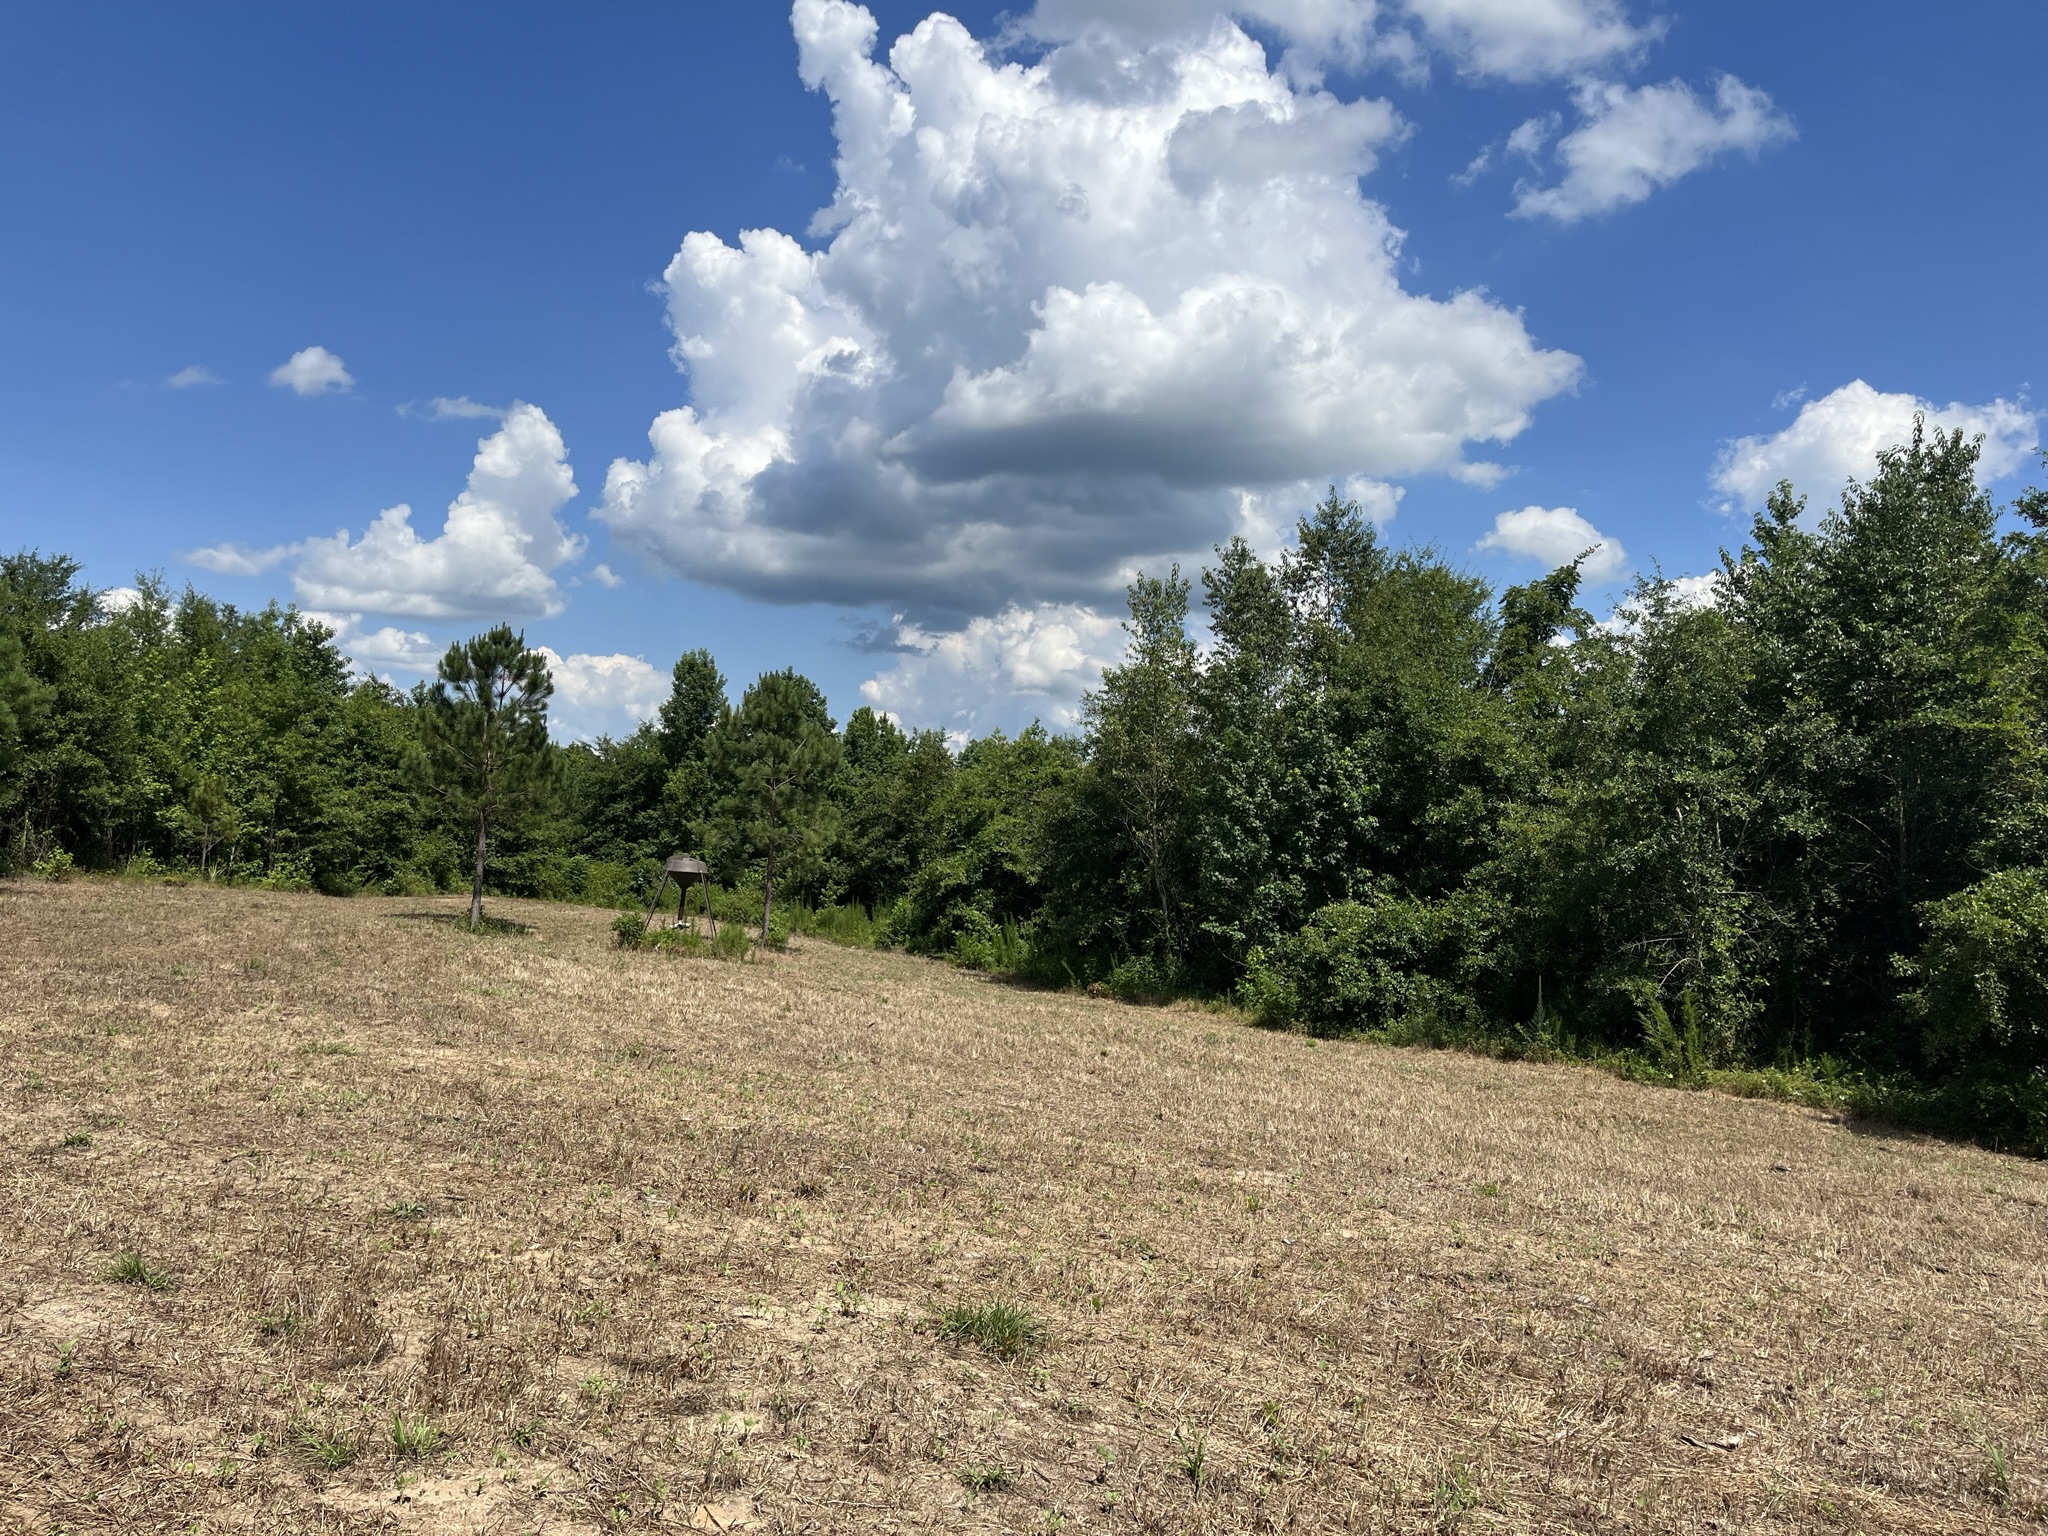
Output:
[{"xmin": 642, "ymin": 854, "xmax": 715, "ymax": 936}]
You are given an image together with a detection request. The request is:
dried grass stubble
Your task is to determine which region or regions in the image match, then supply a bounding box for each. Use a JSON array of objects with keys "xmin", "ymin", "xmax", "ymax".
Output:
[{"xmin": 0, "ymin": 878, "xmax": 2043, "ymax": 1533}]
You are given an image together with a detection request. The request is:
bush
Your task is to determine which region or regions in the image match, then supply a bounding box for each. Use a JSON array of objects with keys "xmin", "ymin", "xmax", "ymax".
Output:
[
  {"xmin": 1908, "ymin": 867, "xmax": 2048, "ymax": 1073},
  {"xmin": 31, "ymin": 847, "xmax": 73, "ymax": 882},
  {"xmin": 256, "ymin": 855, "xmax": 315, "ymax": 893},
  {"xmin": 121, "ymin": 850, "xmax": 171, "ymax": 882},
  {"xmin": 613, "ymin": 911, "xmax": 715, "ymax": 957},
  {"xmin": 1239, "ymin": 891, "xmax": 1465, "ymax": 1036},
  {"xmin": 780, "ymin": 900, "xmax": 880, "ymax": 948},
  {"xmin": 944, "ymin": 907, "xmax": 1028, "ymax": 972},
  {"xmin": 579, "ymin": 859, "xmax": 639, "ymax": 910},
  {"xmin": 1104, "ymin": 953, "xmax": 1179, "ymax": 1004}
]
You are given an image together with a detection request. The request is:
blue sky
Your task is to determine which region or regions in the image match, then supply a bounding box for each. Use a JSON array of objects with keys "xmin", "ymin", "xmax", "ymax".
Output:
[{"xmin": 3, "ymin": 1, "xmax": 2042, "ymax": 738}]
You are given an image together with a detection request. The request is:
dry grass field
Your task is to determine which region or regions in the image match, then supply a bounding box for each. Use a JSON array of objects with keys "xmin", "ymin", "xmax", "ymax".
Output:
[{"xmin": 3, "ymin": 878, "xmax": 2045, "ymax": 1535}]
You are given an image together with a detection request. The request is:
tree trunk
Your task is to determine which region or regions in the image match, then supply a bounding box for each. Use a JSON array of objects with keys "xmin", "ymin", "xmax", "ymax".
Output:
[
  {"xmin": 469, "ymin": 807, "xmax": 490, "ymax": 928},
  {"xmin": 761, "ymin": 850, "xmax": 775, "ymax": 945}
]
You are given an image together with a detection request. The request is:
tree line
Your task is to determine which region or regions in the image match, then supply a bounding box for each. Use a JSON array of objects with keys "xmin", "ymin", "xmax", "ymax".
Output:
[{"xmin": 5, "ymin": 423, "xmax": 2046, "ymax": 1149}]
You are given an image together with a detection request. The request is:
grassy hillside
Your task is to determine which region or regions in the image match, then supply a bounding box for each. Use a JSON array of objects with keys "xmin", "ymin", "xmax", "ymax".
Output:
[{"xmin": 3, "ymin": 880, "xmax": 2044, "ymax": 1534}]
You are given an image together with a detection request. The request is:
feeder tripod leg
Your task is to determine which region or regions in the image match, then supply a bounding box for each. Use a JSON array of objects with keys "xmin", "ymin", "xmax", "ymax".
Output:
[{"xmin": 642, "ymin": 875, "xmax": 670, "ymax": 934}]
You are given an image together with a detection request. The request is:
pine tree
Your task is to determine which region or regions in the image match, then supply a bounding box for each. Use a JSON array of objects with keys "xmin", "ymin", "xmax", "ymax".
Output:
[
  {"xmin": 415, "ymin": 626, "xmax": 557, "ymax": 928},
  {"xmin": 708, "ymin": 671, "xmax": 841, "ymax": 938}
]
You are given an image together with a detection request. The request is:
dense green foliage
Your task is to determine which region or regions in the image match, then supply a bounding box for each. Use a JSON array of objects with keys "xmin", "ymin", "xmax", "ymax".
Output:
[{"xmin": 7, "ymin": 424, "xmax": 2047, "ymax": 1148}]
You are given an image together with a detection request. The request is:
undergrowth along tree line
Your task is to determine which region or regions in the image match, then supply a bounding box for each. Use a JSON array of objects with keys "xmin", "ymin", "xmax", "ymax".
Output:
[{"xmin": 5, "ymin": 424, "xmax": 2047, "ymax": 1149}]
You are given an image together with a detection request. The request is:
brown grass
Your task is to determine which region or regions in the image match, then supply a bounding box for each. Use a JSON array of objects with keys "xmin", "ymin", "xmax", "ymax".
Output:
[{"xmin": 3, "ymin": 877, "xmax": 2045, "ymax": 1534}]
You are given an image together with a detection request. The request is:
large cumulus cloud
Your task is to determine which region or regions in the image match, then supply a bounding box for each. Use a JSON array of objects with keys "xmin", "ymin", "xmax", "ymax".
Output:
[
  {"xmin": 598, "ymin": 0, "xmax": 1583, "ymax": 634},
  {"xmin": 1713, "ymin": 381, "xmax": 2038, "ymax": 515}
]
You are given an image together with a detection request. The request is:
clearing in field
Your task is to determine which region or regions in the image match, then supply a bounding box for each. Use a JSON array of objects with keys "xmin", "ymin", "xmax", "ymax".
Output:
[{"xmin": 2, "ymin": 879, "xmax": 2045, "ymax": 1533}]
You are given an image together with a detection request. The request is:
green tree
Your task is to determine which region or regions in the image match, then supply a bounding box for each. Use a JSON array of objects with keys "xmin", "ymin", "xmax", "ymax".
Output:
[
  {"xmin": 707, "ymin": 670, "xmax": 842, "ymax": 937},
  {"xmin": 833, "ymin": 706, "xmax": 956, "ymax": 913},
  {"xmin": 1730, "ymin": 423, "xmax": 2034, "ymax": 1062},
  {"xmin": 181, "ymin": 773, "xmax": 230, "ymax": 878},
  {"xmin": 1082, "ymin": 566, "xmax": 1202, "ymax": 966},
  {"xmin": 658, "ymin": 648, "xmax": 728, "ymax": 765},
  {"xmin": 0, "ymin": 628, "xmax": 50, "ymax": 783},
  {"xmin": 415, "ymin": 626, "xmax": 557, "ymax": 927}
]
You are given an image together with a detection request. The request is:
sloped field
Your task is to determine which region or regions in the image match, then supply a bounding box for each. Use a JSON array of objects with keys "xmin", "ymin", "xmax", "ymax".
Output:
[{"xmin": 3, "ymin": 878, "xmax": 2044, "ymax": 1534}]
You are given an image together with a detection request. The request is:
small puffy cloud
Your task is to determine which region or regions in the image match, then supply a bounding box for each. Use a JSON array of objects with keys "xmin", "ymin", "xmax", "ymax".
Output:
[
  {"xmin": 588, "ymin": 563, "xmax": 625, "ymax": 588},
  {"xmin": 291, "ymin": 402, "xmax": 584, "ymax": 618},
  {"xmin": 98, "ymin": 586, "xmax": 144, "ymax": 615},
  {"xmin": 1712, "ymin": 380, "xmax": 2039, "ymax": 513},
  {"xmin": 269, "ymin": 345, "xmax": 355, "ymax": 397},
  {"xmin": 1666, "ymin": 571, "xmax": 1722, "ymax": 609},
  {"xmin": 1476, "ymin": 504, "xmax": 1628, "ymax": 581},
  {"xmin": 165, "ymin": 365, "xmax": 223, "ymax": 389},
  {"xmin": 859, "ymin": 602, "xmax": 1126, "ymax": 734},
  {"xmin": 1505, "ymin": 113, "xmax": 1558, "ymax": 160},
  {"xmin": 1513, "ymin": 75, "xmax": 1793, "ymax": 223},
  {"xmin": 308, "ymin": 612, "xmax": 446, "ymax": 674},
  {"xmin": 534, "ymin": 647, "xmax": 668, "ymax": 741},
  {"xmin": 185, "ymin": 542, "xmax": 295, "ymax": 577},
  {"xmin": 600, "ymin": 1, "xmax": 1581, "ymax": 628},
  {"xmin": 1401, "ymin": 0, "xmax": 1655, "ymax": 82}
]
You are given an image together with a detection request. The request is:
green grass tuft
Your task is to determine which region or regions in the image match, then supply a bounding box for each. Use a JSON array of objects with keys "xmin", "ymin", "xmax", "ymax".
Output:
[
  {"xmin": 937, "ymin": 1300, "xmax": 1048, "ymax": 1362},
  {"xmin": 104, "ymin": 1251, "xmax": 176, "ymax": 1291},
  {"xmin": 292, "ymin": 1420, "xmax": 357, "ymax": 1470},
  {"xmin": 390, "ymin": 1411, "xmax": 443, "ymax": 1458}
]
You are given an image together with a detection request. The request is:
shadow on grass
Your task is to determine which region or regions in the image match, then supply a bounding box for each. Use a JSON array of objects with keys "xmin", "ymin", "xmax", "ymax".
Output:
[{"xmin": 388, "ymin": 911, "xmax": 533, "ymax": 937}]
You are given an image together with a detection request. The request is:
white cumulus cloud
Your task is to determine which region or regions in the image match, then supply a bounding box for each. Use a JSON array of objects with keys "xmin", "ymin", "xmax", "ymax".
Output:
[
  {"xmin": 860, "ymin": 602, "xmax": 1126, "ymax": 735},
  {"xmin": 291, "ymin": 402, "xmax": 584, "ymax": 619},
  {"xmin": 269, "ymin": 345, "xmax": 356, "ymax": 397},
  {"xmin": 308, "ymin": 613, "xmax": 447, "ymax": 675},
  {"xmin": 1712, "ymin": 380, "xmax": 2039, "ymax": 513},
  {"xmin": 1476, "ymin": 504, "xmax": 1628, "ymax": 581},
  {"xmin": 185, "ymin": 542, "xmax": 295, "ymax": 577},
  {"xmin": 1024, "ymin": 0, "xmax": 1651, "ymax": 81},
  {"xmin": 535, "ymin": 647, "xmax": 669, "ymax": 741},
  {"xmin": 166, "ymin": 365, "xmax": 223, "ymax": 389},
  {"xmin": 1513, "ymin": 74, "xmax": 1793, "ymax": 223},
  {"xmin": 1400, "ymin": 0, "xmax": 1655, "ymax": 82},
  {"xmin": 599, "ymin": 0, "xmax": 1581, "ymax": 634}
]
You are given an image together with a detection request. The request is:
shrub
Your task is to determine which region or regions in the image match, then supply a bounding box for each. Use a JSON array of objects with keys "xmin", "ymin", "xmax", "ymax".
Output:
[
  {"xmin": 711, "ymin": 922, "xmax": 754, "ymax": 962},
  {"xmin": 31, "ymin": 847, "xmax": 74, "ymax": 881},
  {"xmin": 121, "ymin": 850, "xmax": 170, "ymax": 881},
  {"xmin": 614, "ymin": 911, "xmax": 716, "ymax": 957},
  {"xmin": 256, "ymin": 855, "xmax": 315, "ymax": 893},
  {"xmin": 1639, "ymin": 989, "xmax": 1710, "ymax": 1080},
  {"xmin": 1239, "ymin": 891, "xmax": 1466, "ymax": 1036},
  {"xmin": 1104, "ymin": 953, "xmax": 1178, "ymax": 1004},
  {"xmin": 579, "ymin": 859, "xmax": 638, "ymax": 910},
  {"xmin": 781, "ymin": 901, "xmax": 880, "ymax": 948},
  {"xmin": 1908, "ymin": 867, "xmax": 2048, "ymax": 1073}
]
